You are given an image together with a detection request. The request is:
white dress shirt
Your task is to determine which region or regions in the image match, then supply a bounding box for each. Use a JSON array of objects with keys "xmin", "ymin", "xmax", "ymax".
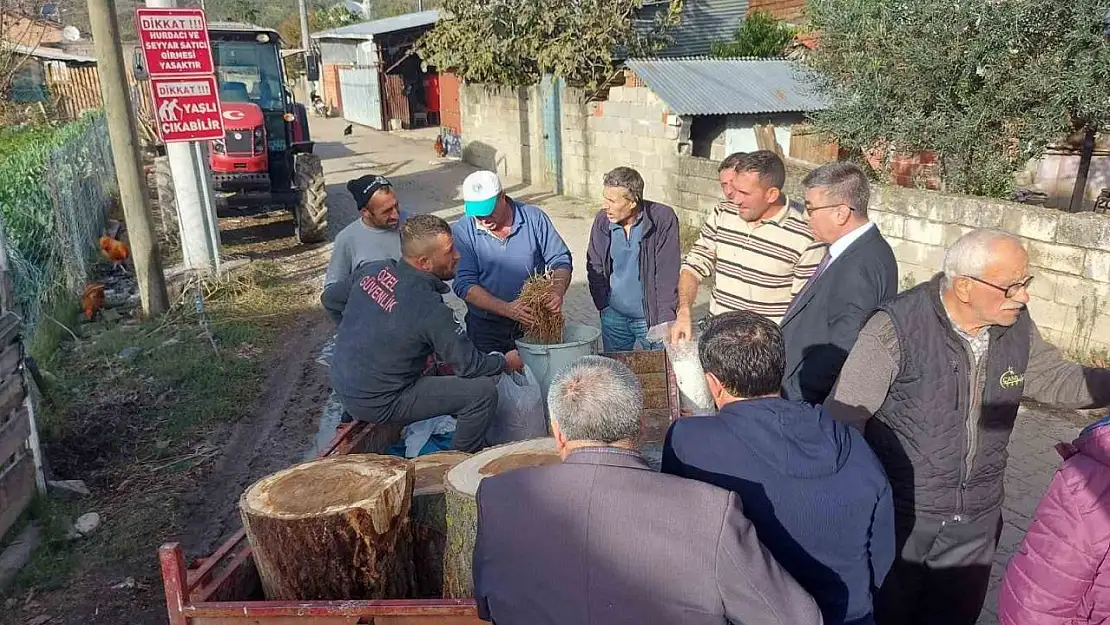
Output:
[{"xmin": 827, "ymin": 221, "xmax": 876, "ymax": 265}]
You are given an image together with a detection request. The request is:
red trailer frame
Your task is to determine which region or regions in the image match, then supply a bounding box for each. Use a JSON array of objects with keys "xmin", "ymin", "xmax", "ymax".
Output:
[
  {"xmin": 159, "ymin": 351, "xmax": 680, "ymax": 624},
  {"xmin": 160, "ymin": 421, "xmax": 484, "ymax": 624}
]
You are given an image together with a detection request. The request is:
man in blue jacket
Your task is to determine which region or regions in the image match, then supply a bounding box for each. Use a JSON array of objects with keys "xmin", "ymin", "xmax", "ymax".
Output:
[
  {"xmin": 663, "ymin": 310, "xmax": 895, "ymax": 625},
  {"xmin": 453, "ymin": 170, "xmax": 573, "ymax": 354},
  {"xmin": 586, "ymin": 167, "xmax": 680, "ymax": 351}
]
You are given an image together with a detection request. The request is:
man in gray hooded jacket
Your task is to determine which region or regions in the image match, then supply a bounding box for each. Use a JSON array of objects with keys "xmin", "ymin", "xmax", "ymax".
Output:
[{"xmin": 826, "ymin": 229, "xmax": 1110, "ymax": 625}]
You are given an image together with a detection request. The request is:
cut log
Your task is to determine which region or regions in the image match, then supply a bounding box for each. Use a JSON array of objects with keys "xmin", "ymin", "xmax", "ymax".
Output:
[
  {"xmin": 442, "ymin": 438, "xmax": 560, "ymax": 599},
  {"xmin": 411, "ymin": 451, "xmax": 471, "ymax": 598},
  {"xmin": 239, "ymin": 454, "xmax": 415, "ymax": 600}
]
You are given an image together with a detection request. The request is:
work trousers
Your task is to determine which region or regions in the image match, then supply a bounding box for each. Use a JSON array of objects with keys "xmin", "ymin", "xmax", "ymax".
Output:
[
  {"xmin": 466, "ymin": 313, "xmax": 522, "ymax": 355},
  {"xmin": 876, "ymin": 507, "xmax": 1004, "ymax": 625},
  {"xmin": 339, "ymin": 375, "xmax": 499, "ymax": 453}
]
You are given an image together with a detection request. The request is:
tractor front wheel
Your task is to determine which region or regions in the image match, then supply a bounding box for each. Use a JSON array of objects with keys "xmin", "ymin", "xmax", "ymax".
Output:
[{"xmin": 293, "ymin": 152, "xmax": 328, "ymax": 244}]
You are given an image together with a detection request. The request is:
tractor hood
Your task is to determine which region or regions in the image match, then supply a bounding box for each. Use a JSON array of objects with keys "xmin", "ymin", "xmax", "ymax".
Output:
[{"xmin": 219, "ymin": 102, "xmax": 264, "ymax": 130}]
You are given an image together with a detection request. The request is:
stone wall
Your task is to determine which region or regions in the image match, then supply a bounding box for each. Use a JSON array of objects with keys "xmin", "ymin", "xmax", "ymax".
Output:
[{"xmin": 826, "ymin": 176, "xmax": 1110, "ymax": 353}]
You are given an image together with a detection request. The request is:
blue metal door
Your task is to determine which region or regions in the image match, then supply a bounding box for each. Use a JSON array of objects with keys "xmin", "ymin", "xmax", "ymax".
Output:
[
  {"xmin": 539, "ymin": 73, "xmax": 564, "ymax": 193},
  {"xmin": 338, "ymin": 66, "xmax": 384, "ymax": 130}
]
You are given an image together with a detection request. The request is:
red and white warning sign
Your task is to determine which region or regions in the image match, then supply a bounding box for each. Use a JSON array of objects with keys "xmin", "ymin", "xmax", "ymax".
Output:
[
  {"xmin": 136, "ymin": 8, "xmax": 215, "ymax": 77},
  {"xmin": 150, "ymin": 76, "xmax": 224, "ymax": 143}
]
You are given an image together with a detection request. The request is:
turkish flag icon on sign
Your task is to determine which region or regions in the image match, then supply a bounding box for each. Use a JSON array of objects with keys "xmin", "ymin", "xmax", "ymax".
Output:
[{"xmin": 151, "ymin": 75, "xmax": 225, "ymax": 143}]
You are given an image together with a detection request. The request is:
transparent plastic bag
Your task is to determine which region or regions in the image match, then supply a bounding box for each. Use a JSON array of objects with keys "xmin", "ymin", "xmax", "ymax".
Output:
[
  {"xmin": 648, "ymin": 321, "xmax": 716, "ymax": 415},
  {"xmin": 487, "ymin": 364, "xmax": 548, "ymax": 445}
]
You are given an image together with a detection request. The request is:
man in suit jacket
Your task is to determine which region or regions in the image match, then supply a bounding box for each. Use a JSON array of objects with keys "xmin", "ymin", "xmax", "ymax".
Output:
[
  {"xmin": 781, "ymin": 162, "xmax": 898, "ymax": 405},
  {"xmin": 473, "ymin": 355, "xmax": 822, "ymax": 625}
]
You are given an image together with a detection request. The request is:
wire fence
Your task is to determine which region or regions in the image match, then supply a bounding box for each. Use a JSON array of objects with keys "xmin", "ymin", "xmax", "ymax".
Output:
[{"xmin": 0, "ymin": 111, "xmax": 114, "ymax": 338}]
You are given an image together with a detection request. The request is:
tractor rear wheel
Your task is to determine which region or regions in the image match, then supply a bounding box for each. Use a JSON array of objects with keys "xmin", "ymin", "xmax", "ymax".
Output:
[{"xmin": 293, "ymin": 152, "xmax": 328, "ymax": 244}]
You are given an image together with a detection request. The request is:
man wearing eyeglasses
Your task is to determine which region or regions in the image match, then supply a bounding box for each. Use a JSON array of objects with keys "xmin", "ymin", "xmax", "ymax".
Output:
[
  {"xmin": 780, "ymin": 162, "xmax": 897, "ymax": 405},
  {"xmin": 826, "ymin": 229, "xmax": 1110, "ymax": 625}
]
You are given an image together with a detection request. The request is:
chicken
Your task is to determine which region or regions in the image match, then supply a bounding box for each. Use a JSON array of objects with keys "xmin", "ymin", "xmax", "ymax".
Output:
[
  {"xmin": 434, "ymin": 135, "xmax": 447, "ymax": 158},
  {"xmin": 343, "ymin": 124, "xmax": 353, "ymax": 136},
  {"xmin": 99, "ymin": 235, "xmax": 130, "ymax": 270},
  {"xmin": 81, "ymin": 283, "xmax": 106, "ymax": 321}
]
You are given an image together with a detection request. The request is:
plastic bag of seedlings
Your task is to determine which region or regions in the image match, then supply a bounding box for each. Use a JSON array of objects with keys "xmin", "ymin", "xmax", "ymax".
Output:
[
  {"xmin": 647, "ymin": 322, "xmax": 716, "ymax": 415},
  {"xmin": 487, "ymin": 364, "xmax": 547, "ymax": 445}
]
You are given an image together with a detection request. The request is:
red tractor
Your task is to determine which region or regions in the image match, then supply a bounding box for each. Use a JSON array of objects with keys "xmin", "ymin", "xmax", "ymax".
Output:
[{"xmin": 147, "ymin": 23, "xmax": 327, "ymax": 245}]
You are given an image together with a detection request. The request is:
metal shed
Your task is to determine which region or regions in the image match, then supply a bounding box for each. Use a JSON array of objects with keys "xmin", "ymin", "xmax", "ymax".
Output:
[
  {"xmin": 625, "ymin": 56, "xmax": 830, "ymax": 160},
  {"xmin": 312, "ymin": 10, "xmax": 440, "ymax": 130}
]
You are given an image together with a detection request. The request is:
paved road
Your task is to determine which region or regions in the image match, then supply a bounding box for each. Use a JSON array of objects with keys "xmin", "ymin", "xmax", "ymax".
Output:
[{"xmin": 310, "ymin": 117, "xmax": 1087, "ymax": 624}]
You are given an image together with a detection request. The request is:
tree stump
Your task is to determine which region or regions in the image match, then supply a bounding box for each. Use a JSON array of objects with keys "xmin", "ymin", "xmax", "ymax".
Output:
[
  {"xmin": 239, "ymin": 454, "xmax": 415, "ymax": 600},
  {"xmin": 442, "ymin": 438, "xmax": 560, "ymax": 599},
  {"xmin": 411, "ymin": 451, "xmax": 471, "ymax": 598}
]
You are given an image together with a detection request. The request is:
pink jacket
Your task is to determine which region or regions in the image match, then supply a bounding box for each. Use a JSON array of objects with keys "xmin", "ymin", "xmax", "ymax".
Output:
[{"xmin": 999, "ymin": 422, "xmax": 1110, "ymax": 625}]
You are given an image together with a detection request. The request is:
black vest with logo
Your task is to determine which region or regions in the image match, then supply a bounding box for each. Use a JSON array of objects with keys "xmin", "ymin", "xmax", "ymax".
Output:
[{"xmin": 868, "ymin": 274, "xmax": 1030, "ymax": 521}]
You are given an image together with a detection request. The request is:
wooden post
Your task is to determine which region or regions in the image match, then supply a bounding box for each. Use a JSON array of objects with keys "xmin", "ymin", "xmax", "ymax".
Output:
[
  {"xmin": 1070, "ymin": 127, "xmax": 1097, "ymax": 213},
  {"xmin": 86, "ymin": 0, "xmax": 169, "ymax": 316}
]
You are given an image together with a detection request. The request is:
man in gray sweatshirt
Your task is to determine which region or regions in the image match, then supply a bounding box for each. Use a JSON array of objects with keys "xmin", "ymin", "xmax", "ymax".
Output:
[
  {"xmin": 324, "ymin": 174, "xmax": 409, "ymax": 286},
  {"xmin": 322, "ymin": 214, "xmax": 524, "ymax": 452},
  {"xmin": 825, "ymin": 229, "xmax": 1110, "ymax": 625}
]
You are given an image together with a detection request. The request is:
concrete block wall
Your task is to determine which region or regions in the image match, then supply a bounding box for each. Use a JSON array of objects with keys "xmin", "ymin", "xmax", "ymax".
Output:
[
  {"xmin": 826, "ymin": 180, "xmax": 1110, "ymax": 354},
  {"xmin": 459, "ymin": 84, "xmax": 546, "ymax": 185},
  {"xmin": 460, "ymin": 81, "xmax": 682, "ymax": 210},
  {"xmin": 571, "ymin": 84, "xmax": 681, "ymax": 208}
]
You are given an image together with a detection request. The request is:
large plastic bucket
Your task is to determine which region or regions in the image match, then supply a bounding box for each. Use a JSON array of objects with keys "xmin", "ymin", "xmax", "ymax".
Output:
[{"xmin": 515, "ymin": 324, "xmax": 601, "ymax": 403}]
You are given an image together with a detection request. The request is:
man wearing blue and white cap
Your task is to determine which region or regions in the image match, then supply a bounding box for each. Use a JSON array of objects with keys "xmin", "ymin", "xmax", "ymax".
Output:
[{"xmin": 452, "ymin": 170, "xmax": 573, "ymax": 354}]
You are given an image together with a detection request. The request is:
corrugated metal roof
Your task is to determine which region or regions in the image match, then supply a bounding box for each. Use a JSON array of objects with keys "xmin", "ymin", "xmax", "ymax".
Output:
[
  {"xmin": 624, "ymin": 57, "xmax": 827, "ymax": 116},
  {"xmin": 2, "ymin": 42, "xmax": 95, "ymax": 64},
  {"xmin": 312, "ymin": 10, "xmax": 439, "ymax": 40},
  {"xmin": 634, "ymin": 0, "xmax": 748, "ymax": 58}
]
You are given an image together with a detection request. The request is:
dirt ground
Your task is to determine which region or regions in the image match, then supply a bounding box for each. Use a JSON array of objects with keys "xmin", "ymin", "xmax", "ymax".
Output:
[{"xmin": 0, "ymin": 206, "xmax": 335, "ymax": 624}]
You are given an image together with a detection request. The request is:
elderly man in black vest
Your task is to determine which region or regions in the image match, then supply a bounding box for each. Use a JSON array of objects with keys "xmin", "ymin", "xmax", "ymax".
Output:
[{"xmin": 826, "ymin": 228, "xmax": 1110, "ymax": 625}]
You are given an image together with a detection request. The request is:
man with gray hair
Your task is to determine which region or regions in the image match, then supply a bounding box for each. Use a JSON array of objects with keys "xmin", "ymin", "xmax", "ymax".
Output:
[
  {"xmin": 780, "ymin": 161, "xmax": 897, "ymax": 404},
  {"xmin": 827, "ymin": 228, "xmax": 1110, "ymax": 625},
  {"xmin": 473, "ymin": 355, "xmax": 823, "ymax": 625},
  {"xmin": 587, "ymin": 166, "xmax": 681, "ymax": 351}
]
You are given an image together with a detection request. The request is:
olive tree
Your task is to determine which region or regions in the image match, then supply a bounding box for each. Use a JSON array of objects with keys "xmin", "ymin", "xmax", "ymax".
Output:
[
  {"xmin": 805, "ymin": 0, "xmax": 1110, "ymax": 203},
  {"xmin": 416, "ymin": 0, "xmax": 683, "ymax": 88}
]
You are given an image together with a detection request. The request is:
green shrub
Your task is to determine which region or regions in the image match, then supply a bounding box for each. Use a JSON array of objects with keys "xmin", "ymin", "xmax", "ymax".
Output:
[{"xmin": 711, "ymin": 11, "xmax": 797, "ymax": 59}]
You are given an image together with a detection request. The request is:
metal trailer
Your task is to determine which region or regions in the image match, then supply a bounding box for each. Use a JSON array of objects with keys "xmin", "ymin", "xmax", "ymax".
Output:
[{"xmin": 159, "ymin": 350, "xmax": 680, "ymax": 625}]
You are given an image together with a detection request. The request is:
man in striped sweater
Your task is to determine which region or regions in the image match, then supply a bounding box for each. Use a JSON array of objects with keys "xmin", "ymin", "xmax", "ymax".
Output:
[{"xmin": 672, "ymin": 151, "xmax": 826, "ymax": 341}]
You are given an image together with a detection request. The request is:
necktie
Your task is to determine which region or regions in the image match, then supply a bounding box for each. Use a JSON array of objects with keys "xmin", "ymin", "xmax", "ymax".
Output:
[{"xmin": 785, "ymin": 254, "xmax": 831, "ymax": 318}]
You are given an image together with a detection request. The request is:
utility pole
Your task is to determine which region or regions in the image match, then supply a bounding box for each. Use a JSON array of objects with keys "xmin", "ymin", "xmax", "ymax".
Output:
[
  {"xmin": 146, "ymin": 0, "xmax": 222, "ymax": 274},
  {"xmin": 86, "ymin": 0, "xmax": 170, "ymax": 317},
  {"xmin": 297, "ymin": 0, "xmax": 313, "ymax": 96}
]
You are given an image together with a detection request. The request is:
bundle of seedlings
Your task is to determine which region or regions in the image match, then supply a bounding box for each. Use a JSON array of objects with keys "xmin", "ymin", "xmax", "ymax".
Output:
[{"xmin": 518, "ymin": 271, "xmax": 565, "ymax": 344}]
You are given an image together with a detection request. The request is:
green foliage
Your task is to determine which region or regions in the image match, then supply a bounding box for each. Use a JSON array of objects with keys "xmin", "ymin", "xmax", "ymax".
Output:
[
  {"xmin": 278, "ymin": 4, "xmax": 363, "ymax": 45},
  {"xmin": 279, "ymin": 4, "xmax": 363, "ymax": 76},
  {"xmin": 0, "ymin": 113, "xmax": 113, "ymax": 339},
  {"xmin": 416, "ymin": 0, "xmax": 684, "ymax": 88},
  {"xmin": 711, "ymin": 10, "xmax": 797, "ymax": 58},
  {"xmin": 805, "ymin": 0, "xmax": 1110, "ymax": 198}
]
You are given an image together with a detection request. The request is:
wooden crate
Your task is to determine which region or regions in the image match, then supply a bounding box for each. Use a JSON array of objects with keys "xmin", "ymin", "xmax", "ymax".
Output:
[{"xmin": 600, "ymin": 350, "xmax": 680, "ymax": 448}]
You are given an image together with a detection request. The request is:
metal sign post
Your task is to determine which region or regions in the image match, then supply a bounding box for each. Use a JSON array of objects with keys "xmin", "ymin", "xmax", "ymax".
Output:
[{"xmin": 137, "ymin": 5, "xmax": 222, "ymax": 274}]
